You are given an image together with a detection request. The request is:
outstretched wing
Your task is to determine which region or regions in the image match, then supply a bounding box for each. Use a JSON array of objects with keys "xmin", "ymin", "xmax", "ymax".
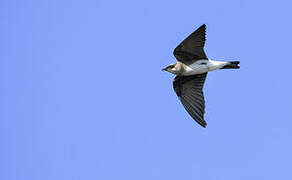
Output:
[
  {"xmin": 173, "ymin": 73, "xmax": 208, "ymax": 127},
  {"xmin": 173, "ymin": 24, "xmax": 208, "ymax": 63}
]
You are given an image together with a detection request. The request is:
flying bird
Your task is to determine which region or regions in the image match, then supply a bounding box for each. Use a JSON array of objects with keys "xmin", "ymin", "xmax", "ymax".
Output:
[{"xmin": 162, "ymin": 24, "xmax": 240, "ymax": 127}]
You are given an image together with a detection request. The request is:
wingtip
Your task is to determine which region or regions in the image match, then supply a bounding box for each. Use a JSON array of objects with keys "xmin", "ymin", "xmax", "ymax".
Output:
[
  {"xmin": 200, "ymin": 24, "xmax": 206, "ymax": 32},
  {"xmin": 201, "ymin": 123, "xmax": 207, "ymax": 128},
  {"xmin": 197, "ymin": 120, "xmax": 207, "ymax": 128}
]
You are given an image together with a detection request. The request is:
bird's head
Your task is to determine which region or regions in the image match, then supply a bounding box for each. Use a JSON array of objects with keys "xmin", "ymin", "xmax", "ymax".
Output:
[{"xmin": 162, "ymin": 63, "xmax": 180, "ymax": 75}]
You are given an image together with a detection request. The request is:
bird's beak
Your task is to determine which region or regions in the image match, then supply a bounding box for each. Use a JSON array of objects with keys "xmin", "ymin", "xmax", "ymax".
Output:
[{"xmin": 162, "ymin": 67, "xmax": 167, "ymax": 71}]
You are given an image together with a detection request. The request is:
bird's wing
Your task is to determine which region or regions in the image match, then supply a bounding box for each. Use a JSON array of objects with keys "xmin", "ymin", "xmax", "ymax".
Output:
[
  {"xmin": 173, "ymin": 73, "xmax": 207, "ymax": 127},
  {"xmin": 173, "ymin": 24, "xmax": 208, "ymax": 64}
]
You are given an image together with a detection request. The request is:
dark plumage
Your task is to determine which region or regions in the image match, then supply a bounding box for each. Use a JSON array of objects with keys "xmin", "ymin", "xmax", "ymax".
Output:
[
  {"xmin": 173, "ymin": 24, "xmax": 208, "ymax": 64},
  {"xmin": 163, "ymin": 24, "xmax": 240, "ymax": 127},
  {"xmin": 173, "ymin": 73, "xmax": 207, "ymax": 127},
  {"xmin": 172, "ymin": 24, "xmax": 208, "ymax": 127}
]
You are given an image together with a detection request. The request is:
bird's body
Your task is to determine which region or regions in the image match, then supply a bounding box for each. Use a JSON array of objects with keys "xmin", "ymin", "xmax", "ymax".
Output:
[
  {"xmin": 162, "ymin": 24, "xmax": 240, "ymax": 127},
  {"xmin": 171, "ymin": 59, "xmax": 231, "ymax": 76}
]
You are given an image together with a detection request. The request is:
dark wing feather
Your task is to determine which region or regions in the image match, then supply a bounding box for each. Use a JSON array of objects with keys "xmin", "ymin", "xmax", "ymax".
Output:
[
  {"xmin": 173, "ymin": 24, "xmax": 207, "ymax": 63},
  {"xmin": 173, "ymin": 73, "xmax": 207, "ymax": 127}
]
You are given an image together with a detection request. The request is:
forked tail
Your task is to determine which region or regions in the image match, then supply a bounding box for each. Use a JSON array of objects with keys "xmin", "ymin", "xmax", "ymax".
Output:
[{"xmin": 221, "ymin": 61, "xmax": 240, "ymax": 69}]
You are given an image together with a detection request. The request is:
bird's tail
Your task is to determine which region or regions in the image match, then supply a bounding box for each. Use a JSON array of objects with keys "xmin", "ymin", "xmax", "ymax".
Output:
[{"xmin": 220, "ymin": 61, "xmax": 240, "ymax": 69}]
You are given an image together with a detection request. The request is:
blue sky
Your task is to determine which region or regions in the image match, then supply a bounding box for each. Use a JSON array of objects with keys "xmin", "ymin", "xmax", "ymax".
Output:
[{"xmin": 1, "ymin": 0, "xmax": 292, "ymax": 179}]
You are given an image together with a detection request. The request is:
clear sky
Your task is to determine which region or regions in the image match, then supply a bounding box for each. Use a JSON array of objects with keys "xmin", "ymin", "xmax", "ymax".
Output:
[{"xmin": 1, "ymin": 0, "xmax": 292, "ymax": 179}]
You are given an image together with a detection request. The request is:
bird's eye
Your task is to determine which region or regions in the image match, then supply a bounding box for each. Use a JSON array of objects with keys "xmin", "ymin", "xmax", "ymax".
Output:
[{"xmin": 200, "ymin": 62, "xmax": 207, "ymax": 65}]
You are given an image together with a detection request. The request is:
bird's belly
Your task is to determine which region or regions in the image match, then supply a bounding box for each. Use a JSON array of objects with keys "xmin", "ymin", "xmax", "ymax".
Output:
[{"xmin": 181, "ymin": 65, "xmax": 208, "ymax": 76}]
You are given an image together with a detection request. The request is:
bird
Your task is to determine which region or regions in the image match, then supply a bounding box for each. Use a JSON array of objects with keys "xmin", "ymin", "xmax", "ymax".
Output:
[{"xmin": 162, "ymin": 24, "xmax": 240, "ymax": 128}]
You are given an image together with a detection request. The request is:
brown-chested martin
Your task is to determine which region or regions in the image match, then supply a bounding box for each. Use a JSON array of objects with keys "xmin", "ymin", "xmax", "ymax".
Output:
[{"xmin": 162, "ymin": 24, "xmax": 240, "ymax": 127}]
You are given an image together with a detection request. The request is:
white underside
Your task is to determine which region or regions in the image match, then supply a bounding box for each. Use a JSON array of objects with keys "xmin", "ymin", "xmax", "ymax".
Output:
[{"xmin": 182, "ymin": 59, "xmax": 229, "ymax": 76}]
